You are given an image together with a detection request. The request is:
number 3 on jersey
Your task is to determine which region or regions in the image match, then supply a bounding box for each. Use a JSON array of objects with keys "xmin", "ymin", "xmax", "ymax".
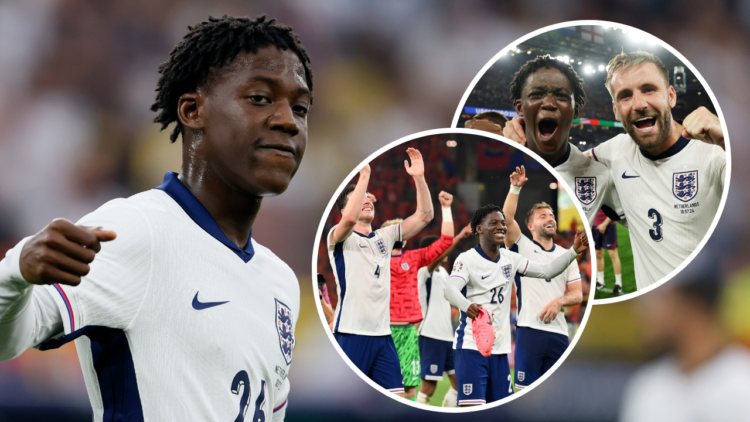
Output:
[
  {"xmin": 648, "ymin": 209, "xmax": 663, "ymax": 242},
  {"xmin": 231, "ymin": 370, "xmax": 266, "ymax": 422}
]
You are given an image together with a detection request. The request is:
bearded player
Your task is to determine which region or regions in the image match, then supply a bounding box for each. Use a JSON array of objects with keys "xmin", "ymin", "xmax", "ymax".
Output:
[
  {"xmin": 328, "ymin": 149, "xmax": 433, "ymax": 396},
  {"xmin": 589, "ymin": 51, "xmax": 726, "ymax": 288},
  {"xmin": 502, "ymin": 166, "xmax": 582, "ymax": 390},
  {"xmin": 444, "ymin": 204, "xmax": 588, "ymax": 405},
  {"xmin": 382, "ymin": 191, "xmax": 456, "ymax": 400},
  {"xmin": 502, "ymin": 55, "xmax": 625, "ymax": 226},
  {"xmin": 0, "ymin": 16, "xmax": 311, "ymax": 420}
]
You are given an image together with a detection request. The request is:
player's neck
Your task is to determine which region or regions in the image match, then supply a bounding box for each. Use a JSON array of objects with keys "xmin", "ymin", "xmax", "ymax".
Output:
[
  {"xmin": 532, "ymin": 235, "xmax": 554, "ymax": 250},
  {"xmin": 479, "ymin": 240, "xmax": 500, "ymax": 261},
  {"xmin": 641, "ymin": 120, "xmax": 682, "ymax": 157},
  {"xmin": 529, "ymin": 137, "xmax": 569, "ymax": 166},
  {"xmin": 353, "ymin": 221, "xmax": 373, "ymax": 236},
  {"xmin": 178, "ymin": 167, "xmax": 260, "ymax": 249}
]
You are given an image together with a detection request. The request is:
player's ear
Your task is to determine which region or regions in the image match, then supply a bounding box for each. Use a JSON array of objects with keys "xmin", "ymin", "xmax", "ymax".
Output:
[
  {"xmin": 177, "ymin": 91, "xmax": 205, "ymax": 131},
  {"xmin": 514, "ymin": 99, "xmax": 523, "ymax": 116},
  {"xmin": 668, "ymin": 85, "xmax": 677, "ymax": 108},
  {"xmin": 574, "ymin": 106, "xmax": 580, "ymax": 120}
]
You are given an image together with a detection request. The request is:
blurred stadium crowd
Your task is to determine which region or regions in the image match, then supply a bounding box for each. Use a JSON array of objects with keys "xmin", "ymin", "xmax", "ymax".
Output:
[{"xmin": 0, "ymin": 0, "xmax": 749, "ymax": 421}]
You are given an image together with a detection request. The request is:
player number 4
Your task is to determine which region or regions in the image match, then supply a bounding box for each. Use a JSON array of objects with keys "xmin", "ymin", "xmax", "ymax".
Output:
[
  {"xmin": 374, "ymin": 265, "xmax": 381, "ymax": 278},
  {"xmin": 231, "ymin": 370, "xmax": 266, "ymax": 422}
]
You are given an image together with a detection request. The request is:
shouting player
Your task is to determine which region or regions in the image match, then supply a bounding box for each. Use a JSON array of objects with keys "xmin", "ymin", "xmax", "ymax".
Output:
[
  {"xmin": 502, "ymin": 166, "xmax": 582, "ymax": 390},
  {"xmin": 415, "ymin": 224, "xmax": 473, "ymax": 407},
  {"xmin": 0, "ymin": 15, "xmax": 311, "ymax": 420},
  {"xmin": 590, "ymin": 51, "xmax": 726, "ymax": 288},
  {"xmin": 444, "ymin": 204, "xmax": 588, "ymax": 405},
  {"xmin": 328, "ymin": 149, "xmax": 433, "ymax": 396},
  {"xmin": 383, "ymin": 191, "xmax": 456, "ymax": 400},
  {"xmin": 502, "ymin": 55, "xmax": 625, "ymax": 225}
]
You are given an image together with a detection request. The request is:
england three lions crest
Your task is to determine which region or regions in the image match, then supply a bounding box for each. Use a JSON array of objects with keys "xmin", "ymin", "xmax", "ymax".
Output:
[
  {"xmin": 375, "ymin": 238, "xmax": 387, "ymax": 255},
  {"xmin": 501, "ymin": 264, "xmax": 512, "ymax": 280},
  {"xmin": 673, "ymin": 171, "xmax": 698, "ymax": 202},
  {"xmin": 575, "ymin": 177, "xmax": 596, "ymax": 205},
  {"xmin": 275, "ymin": 299, "xmax": 295, "ymax": 365}
]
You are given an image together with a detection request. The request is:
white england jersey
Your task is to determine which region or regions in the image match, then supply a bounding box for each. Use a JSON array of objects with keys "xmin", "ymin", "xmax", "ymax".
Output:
[
  {"xmin": 591, "ymin": 135, "xmax": 726, "ymax": 288},
  {"xmin": 327, "ymin": 223, "xmax": 401, "ymax": 336},
  {"xmin": 417, "ymin": 266, "xmax": 454, "ymax": 342},
  {"xmin": 41, "ymin": 172, "xmax": 299, "ymax": 421},
  {"xmin": 510, "ymin": 234, "xmax": 580, "ymax": 337},
  {"xmin": 554, "ymin": 142, "xmax": 625, "ymax": 225},
  {"xmin": 449, "ymin": 245, "xmax": 529, "ymax": 355}
]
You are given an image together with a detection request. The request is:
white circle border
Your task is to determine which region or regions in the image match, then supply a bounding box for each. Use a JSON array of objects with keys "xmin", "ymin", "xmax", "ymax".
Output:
[
  {"xmin": 450, "ymin": 20, "xmax": 732, "ymax": 305},
  {"xmin": 310, "ymin": 127, "xmax": 597, "ymax": 412}
]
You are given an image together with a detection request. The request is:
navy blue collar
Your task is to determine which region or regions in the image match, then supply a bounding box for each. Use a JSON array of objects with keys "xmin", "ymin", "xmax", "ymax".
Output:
[
  {"xmin": 551, "ymin": 143, "xmax": 571, "ymax": 168},
  {"xmin": 156, "ymin": 172, "xmax": 255, "ymax": 263},
  {"xmin": 474, "ymin": 244, "xmax": 500, "ymax": 263},
  {"xmin": 353, "ymin": 230, "xmax": 376, "ymax": 239},
  {"xmin": 640, "ymin": 136, "xmax": 690, "ymax": 160},
  {"xmin": 532, "ymin": 239, "xmax": 556, "ymax": 252}
]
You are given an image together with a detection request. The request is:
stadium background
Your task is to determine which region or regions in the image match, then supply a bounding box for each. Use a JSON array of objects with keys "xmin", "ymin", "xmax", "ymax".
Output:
[
  {"xmin": 316, "ymin": 133, "xmax": 591, "ymax": 403},
  {"xmin": 457, "ymin": 25, "xmax": 719, "ymax": 298},
  {"xmin": 0, "ymin": 1, "xmax": 747, "ymax": 421}
]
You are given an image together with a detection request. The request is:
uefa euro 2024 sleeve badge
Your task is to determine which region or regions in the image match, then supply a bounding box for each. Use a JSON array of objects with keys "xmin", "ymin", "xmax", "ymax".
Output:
[
  {"xmin": 575, "ymin": 177, "xmax": 596, "ymax": 205},
  {"xmin": 673, "ymin": 171, "xmax": 698, "ymax": 202},
  {"xmin": 275, "ymin": 299, "xmax": 295, "ymax": 365}
]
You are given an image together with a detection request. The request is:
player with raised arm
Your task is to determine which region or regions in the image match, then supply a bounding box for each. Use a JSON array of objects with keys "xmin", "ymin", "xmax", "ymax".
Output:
[
  {"xmin": 327, "ymin": 148, "xmax": 433, "ymax": 396},
  {"xmin": 502, "ymin": 166, "xmax": 582, "ymax": 390},
  {"xmin": 589, "ymin": 51, "xmax": 726, "ymax": 288},
  {"xmin": 0, "ymin": 15, "xmax": 312, "ymax": 421},
  {"xmin": 502, "ymin": 55, "xmax": 625, "ymax": 226},
  {"xmin": 383, "ymin": 191, "xmax": 456, "ymax": 401},
  {"xmin": 415, "ymin": 224, "xmax": 473, "ymax": 407},
  {"xmin": 443, "ymin": 205, "xmax": 588, "ymax": 405}
]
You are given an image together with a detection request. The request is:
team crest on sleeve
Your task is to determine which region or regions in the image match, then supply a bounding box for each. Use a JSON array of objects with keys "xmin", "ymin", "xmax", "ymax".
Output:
[
  {"xmin": 501, "ymin": 264, "xmax": 512, "ymax": 280},
  {"xmin": 575, "ymin": 177, "xmax": 597, "ymax": 205},
  {"xmin": 375, "ymin": 238, "xmax": 387, "ymax": 255},
  {"xmin": 275, "ymin": 299, "xmax": 295, "ymax": 365},
  {"xmin": 673, "ymin": 171, "xmax": 698, "ymax": 202}
]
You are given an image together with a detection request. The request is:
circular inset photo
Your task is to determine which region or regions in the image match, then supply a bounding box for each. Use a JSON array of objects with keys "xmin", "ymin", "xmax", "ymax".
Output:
[
  {"xmin": 313, "ymin": 129, "xmax": 594, "ymax": 410},
  {"xmin": 453, "ymin": 21, "xmax": 730, "ymax": 302}
]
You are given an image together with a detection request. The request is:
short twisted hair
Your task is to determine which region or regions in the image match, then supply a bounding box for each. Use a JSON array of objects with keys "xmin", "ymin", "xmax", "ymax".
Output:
[
  {"xmin": 151, "ymin": 15, "xmax": 314, "ymax": 142},
  {"xmin": 510, "ymin": 55, "xmax": 586, "ymax": 113},
  {"xmin": 471, "ymin": 204, "xmax": 505, "ymax": 235}
]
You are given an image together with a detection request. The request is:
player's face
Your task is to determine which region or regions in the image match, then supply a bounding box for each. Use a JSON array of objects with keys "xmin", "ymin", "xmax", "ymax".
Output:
[
  {"xmin": 198, "ymin": 47, "xmax": 310, "ymax": 197},
  {"xmin": 516, "ymin": 67, "xmax": 577, "ymax": 159},
  {"xmin": 529, "ymin": 208, "xmax": 556, "ymax": 239},
  {"xmin": 610, "ymin": 63, "xmax": 676, "ymax": 151},
  {"xmin": 477, "ymin": 211, "xmax": 507, "ymax": 246},
  {"xmin": 347, "ymin": 191, "xmax": 375, "ymax": 223}
]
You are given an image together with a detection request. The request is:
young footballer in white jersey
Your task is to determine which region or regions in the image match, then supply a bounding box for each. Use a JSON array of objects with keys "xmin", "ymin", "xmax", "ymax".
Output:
[
  {"xmin": 502, "ymin": 166, "xmax": 582, "ymax": 390},
  {"xmin": 502, "ymin": 55, "xmax": 626, "ymax": 226},
  {"xmin": 415, "ymin": 224, "xmax": 473, "ymax": 407},
  {"xmin": 589, "ymin": 51, "xmax": 726, "ymax": 289},
  {"xmin": 0, "ymin": 16, "xmax": 311, "ymax": 421},
  {"xmin": 443, "ymin": 205, "xmax": 588, "ymax": 405},
  {"xmin": 327, "ymin": 148, "xmax": 433, "ymax": 396}
]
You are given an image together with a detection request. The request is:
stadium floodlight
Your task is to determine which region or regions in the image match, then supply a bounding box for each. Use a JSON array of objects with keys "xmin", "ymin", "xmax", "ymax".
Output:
[
  {"xmin": 584, "ymin": 65, "xmax": 593, "ymax": 74},
  {"xmin": 527, "ymin": 50, "xmax": 531, "ymax": 54},
  {"xmin": 578, "ymin": 61, "xmax": 582, "ymax": 65},
  {"xmin": 598, "ymin": 64, "xmax": 605, "ymax": 71},
  {"xmin": 446, "ymin": 140, "xmax": 458, "ymax": 147},
  {"xmin": 549, "ymin": 182, "xmax": 558, "ymax": 190},
  {"xmin": 563, "ymin": 55, "xmax": 570, "ymax": 63}
]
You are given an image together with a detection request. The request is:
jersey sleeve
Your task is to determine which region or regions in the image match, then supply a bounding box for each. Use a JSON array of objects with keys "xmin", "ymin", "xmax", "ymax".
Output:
[
  {"xmin": 506, "ymin": 248, "xmax": 530, "ymax": 275},
  {"xmin": 448, "ymin": 253, "xmax": 471, "ymax": 286},
  {"xmin": 376, "ymin": 224, "xmax": 402, "ymax": 249},
  {"xmin": 589, "ymin": 135, "xmax": 622, "ymax": 168},
  {"xmin": 565, "ymin": 260, "xmax": 581, "ymax": 284},
  {"xmin": 42, "ymin": 200, "xmax": 152, "ymax": 341},
  {"xmin": 417, "ymin": 266, "xmax": 430, "ymax": 319},
  {"xmin": 416, "ymin": 234, "xmax": 453, "ymax": 267}
]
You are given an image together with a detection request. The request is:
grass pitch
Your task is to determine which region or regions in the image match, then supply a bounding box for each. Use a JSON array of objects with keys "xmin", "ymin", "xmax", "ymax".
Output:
[{"xmin": 594, "ymin": 223, "xmax": 636, "ymax": 299}]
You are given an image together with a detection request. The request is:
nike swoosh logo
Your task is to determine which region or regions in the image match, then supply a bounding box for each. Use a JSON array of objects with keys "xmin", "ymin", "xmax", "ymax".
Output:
[
  {"xmin": 534, "ymin": 250, "xmax": 540, "ymax": 253},
  {"xmin": 359, "ymin": 245, "xmax": 367, "ymax": 248},
  {"xmin": 192, "ymin": 292, "xmax": 229, "ymax": 310},
  {"xmin": 481, "ymin": 275, "xmax": 490, "ymax": 279},
  {"xmin": 622, "ymin": 172, "xmax": 640, "ymax": 179}
]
